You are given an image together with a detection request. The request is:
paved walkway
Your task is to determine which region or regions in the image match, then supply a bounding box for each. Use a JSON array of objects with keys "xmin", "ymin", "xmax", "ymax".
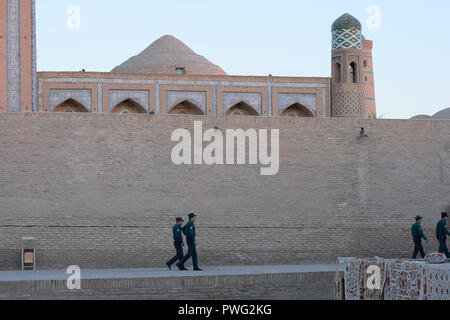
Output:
[{"xmin": 0, "ymin": 264, "xmax": 344, "ymax": 282}]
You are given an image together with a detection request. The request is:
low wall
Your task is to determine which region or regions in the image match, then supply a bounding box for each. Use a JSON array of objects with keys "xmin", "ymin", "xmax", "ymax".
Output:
[
  {"xmin": 0, "ymin": 113, "xmax": 450, "ymax": 269},
  {"xmin": 0, "ymin": 271, "xmax": 335, "ymax": 300}
]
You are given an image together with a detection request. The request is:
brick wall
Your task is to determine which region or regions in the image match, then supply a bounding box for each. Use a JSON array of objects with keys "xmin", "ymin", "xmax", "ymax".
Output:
[
  {"xmin": 0, "ymin": 272, "xmax": 335, "ymax": 300},
  {"xmin": 0, "ymin": 113, "xmax": 449, "ymax": 270}
]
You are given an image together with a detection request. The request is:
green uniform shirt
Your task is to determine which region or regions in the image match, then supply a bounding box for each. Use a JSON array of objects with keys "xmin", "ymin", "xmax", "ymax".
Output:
[
  {"xmin": 411, "ymin": 222, "xmax": 427, "ymax": 241},
  {"xmin": 172, "ymin": 224, "xmax": 184, "ymax": 243},
  {"xmin": 184, "ymin": 220, "xmax": 196, "ymax": 242},
  {"xmin": 436, "ymin": 220, "xmax": 450, "ymax": 240}
]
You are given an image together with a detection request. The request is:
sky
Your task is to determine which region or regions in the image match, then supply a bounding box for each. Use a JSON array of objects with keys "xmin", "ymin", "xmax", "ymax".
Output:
[{"xmin": 36, "ymin": 0, "xmax": 450, "ymax": 119}]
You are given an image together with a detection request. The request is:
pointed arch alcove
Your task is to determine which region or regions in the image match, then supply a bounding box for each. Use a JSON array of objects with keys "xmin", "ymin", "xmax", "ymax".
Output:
[
  {"xmin": 111, "ymin": 98, "xmax": 147, "ymax": 114},
  {"xmin": 280, "ymin": 103, "xmax": 315, "ymax": 118},
  {"xmin": 53, "ymin": 98, "xmax": 89, "ymax": 113},
  {"xmin": 168, "ymin": 100, "xmax": 204, "ymax": 115},
  {"xmin": 225, "ymin": 101, "xmax": 259, "ymax": 116}
]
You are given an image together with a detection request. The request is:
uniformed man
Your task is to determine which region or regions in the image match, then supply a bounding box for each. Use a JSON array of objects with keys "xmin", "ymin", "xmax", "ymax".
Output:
[
  {"xmin": 177, "ymin": 213, "xmax": 203, "ymax": 271},
  {"xmin": 166, "ymin": 217, "xmax": 188, "ymax": 271},
  {"xmin": 411, "ymin": 215, "xmax": 427, "ymax": 259},
  {"xmin": 436, "ymin": 212, "xmax": 450, "ymax": 258}
]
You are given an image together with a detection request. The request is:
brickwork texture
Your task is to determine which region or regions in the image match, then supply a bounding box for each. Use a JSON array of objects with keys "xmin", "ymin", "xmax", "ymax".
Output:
[
  {"xmin": 0, "ymin": 113, "xmax": 449, "ymax": 270},
  {"xmin": 0, "ymin": 272, "xmax": 335, "ymax": 300}
]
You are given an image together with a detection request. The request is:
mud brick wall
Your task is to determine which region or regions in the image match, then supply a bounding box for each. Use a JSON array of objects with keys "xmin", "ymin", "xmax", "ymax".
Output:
[
  {"xmin": 0, "ymin": 113, "xmax": 449, "ymax": 270},
  {"xmin": 0, "ymin": 272, "xmax": 335, "ymax": 300}
]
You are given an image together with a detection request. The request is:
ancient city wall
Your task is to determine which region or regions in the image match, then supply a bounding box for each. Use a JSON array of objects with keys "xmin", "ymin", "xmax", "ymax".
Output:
[{"xmin": 0, "ymin": 113, "xmax": 449, "ymax": 270}]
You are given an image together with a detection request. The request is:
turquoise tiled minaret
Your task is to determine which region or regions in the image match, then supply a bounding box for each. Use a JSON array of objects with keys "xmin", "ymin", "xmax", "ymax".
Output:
[
  {"xmin": 332, "ymin": 13, "xmax": 362, "ymax": 50},
  {"xmin": 331, "ymin": 13, "xmax": 366, "ymax": 118}
]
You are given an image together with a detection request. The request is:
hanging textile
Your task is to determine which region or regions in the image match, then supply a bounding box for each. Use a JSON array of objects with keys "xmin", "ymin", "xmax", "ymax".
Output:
[{"xmin": 344, "ymin": 257, "xmax": 449, "ymax": 300}]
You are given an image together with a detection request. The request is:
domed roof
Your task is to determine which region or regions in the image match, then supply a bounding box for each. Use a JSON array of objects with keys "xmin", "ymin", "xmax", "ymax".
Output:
[
  {"xmin": 410, "ymin": 114, "xmax": 432, "ymax": 120},
  {"xmin": 332, "ymin": 13, "xmax": 362, "ymax": 31},
  {"xmin": 112, "ymin": 35, "xmax": 227, "ymax": 75},
  {"xmin": 432, "ymin": 107, "xmax": 450, "ymax": 120}
]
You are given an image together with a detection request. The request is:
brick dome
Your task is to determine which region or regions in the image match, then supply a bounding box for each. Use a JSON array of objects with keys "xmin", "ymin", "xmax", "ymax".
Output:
[
  {"xmin": 432, "ymin": 107, "xmax": 450, "ymax": 120},
  {"xmin": 112, "ymin": 35, "xmax": 227, "ymax": 75},
  {"xmin": 410, "ymin": 115, "xmax": 432, "ymax": 120}
]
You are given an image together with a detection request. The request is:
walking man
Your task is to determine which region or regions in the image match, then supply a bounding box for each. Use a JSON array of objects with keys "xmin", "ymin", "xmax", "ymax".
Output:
[
  {"xmin": 177, "ymin": 213, "xmax": 203, "ymax": 271},
  {"xmin": 411, "ymin": 215, "xmax": 427, "ymax": 259},
  {"xmin": 436, "ymin": 212, "xmax": 450, "ymax": 258},
  {"xmin": 166, "ymin": 217, "xmax": 187, "ymax": 270}
]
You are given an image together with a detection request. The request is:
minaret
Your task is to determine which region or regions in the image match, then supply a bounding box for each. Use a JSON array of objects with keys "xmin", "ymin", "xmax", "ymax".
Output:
[
  {"xmin": 331, "ymin": 13, "xmax": 366, "ymax": 118},
  {"xmin": 362, "ymin": 37, "xmax": 376, "ymax": 118},
  {"xmin": 0, "ymin": 0, "xmax": 36, "ymax": 112}
]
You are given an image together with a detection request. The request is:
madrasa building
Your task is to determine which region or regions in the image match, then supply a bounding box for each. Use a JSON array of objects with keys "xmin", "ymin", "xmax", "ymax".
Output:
[
  {"xmin": 0, "ymin": 0, "xmax": 377, "ymax": 119},
  {"xmin": 2, "ymin": 1, "xmax": 450, "ymax": 282}
]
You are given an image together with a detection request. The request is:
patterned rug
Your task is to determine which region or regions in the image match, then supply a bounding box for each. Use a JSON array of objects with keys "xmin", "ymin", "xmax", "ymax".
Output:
[
  {"xmin": 423, "ymin": 263, "xmax": 450, "ymax": 300},
  {"xmin": 384, "ymin": 260, "xmax": 424, "ymax": 300},
  {"xmin": 344, "ymin": 257, "xmax": 449, "ymax": 300}
]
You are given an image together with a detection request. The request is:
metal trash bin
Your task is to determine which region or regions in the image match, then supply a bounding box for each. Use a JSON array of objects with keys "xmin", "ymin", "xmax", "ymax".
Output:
[{"xmin": 22, "ymin": 236, "xmax": 36, "ymax": 271}]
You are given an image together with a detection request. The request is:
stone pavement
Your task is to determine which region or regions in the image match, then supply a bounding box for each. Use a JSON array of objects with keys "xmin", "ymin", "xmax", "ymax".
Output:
[{"xmin": 0, "ymin": 264, "xmax": 344, "ymax": 282}]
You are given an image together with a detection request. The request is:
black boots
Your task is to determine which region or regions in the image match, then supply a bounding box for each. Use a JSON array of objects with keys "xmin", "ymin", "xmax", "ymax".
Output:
[{"xmin": 176, "ymin": 263, "xmax": 188, "ymax": 271}]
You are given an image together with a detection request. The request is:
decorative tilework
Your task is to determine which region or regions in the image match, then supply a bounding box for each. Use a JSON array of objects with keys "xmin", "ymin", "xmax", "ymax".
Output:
[
  {"xmin": 322, "ymin": 88, "xmax": 328, "ymax": 117},
  {"xmin": 332, "ymin": 28, "xmax": 362, "ymax": 50},
  {"xmin": 49, "ymin": 89, "xmax": 92, "ymax": 111},
  {"xmin": 278, "ymin": 93, "xmax": 316, "ymax": 115},
  {"xmin": 37, "ymin": 76, "xmax": 329, "ymax": 115},
  {"xmin": 109, "ymin": 90, "xmax": 149, "ymax": 112},
  {"xmin": 155, "ymin": 81, "xmax": 160, "ymax": 113},
  {"xmin": 222, "ymin": 92, "xmax": 262, "ymax": 115},
  {"xmin": 332, "ymin": 14, "xmax": 362, "ymax": 32},
  {"xmin": 212, "ymin": 86, "xmax": 217, "ymax": 116},
  {"xmin": 332, "ymin": 89, "xmax": 364, "ymax": 117},
  {"xmin": 38, "ymin": 77, "xmax": 327, "ymax": 89},
  {"xmin": 7, "ymin": 0, "xmax": 21, "ymax": 112},
  {"xmin": 166, "ymin": 91, "xmax": 207, "ymax": 113},
  {"xmin": 98, "ymin": 83, "xmax": 103, "ymax": 113},
  {"xmin": 268, "ymin": 87, "xmax": 273, "ymax": 117},
  {"xmin": 31, "ymin": 0, "xmax": 37, "ymax": 112}
]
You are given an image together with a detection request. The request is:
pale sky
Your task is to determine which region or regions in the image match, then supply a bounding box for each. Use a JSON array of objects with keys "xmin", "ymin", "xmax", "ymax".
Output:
[{"xmin": 36, "ymin": 0, "xmax": 450, "ymax": 119}]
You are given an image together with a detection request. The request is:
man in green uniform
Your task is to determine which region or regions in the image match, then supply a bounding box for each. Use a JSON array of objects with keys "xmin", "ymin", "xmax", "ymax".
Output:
[
  {"xmin": 436, "ymin": 212, "xmax": 450, "ymax": 258},
  {"xmin": 177, "ymin": 213, "xmax": 203, "ymax": 271},
  {"xmin": 411, "ymin": 215, "xmax": 427, "ymax": 259},
  {"xmin": 166, "ymin": 217, "xmax": 187, "ymax": 270}
]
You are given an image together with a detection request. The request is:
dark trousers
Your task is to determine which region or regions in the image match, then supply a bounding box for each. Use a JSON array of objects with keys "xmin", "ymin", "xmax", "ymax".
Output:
[
  {"xmin": 179, "ymin": 240, "xmax": 198, "ymax": 269},
  {"xmin": 438, "ymin": 238, "xmax": 450, "ymax": 258},
  {"xmin": 167, "ymin": 241, "xmax": 184, "ymax": 267},
  {"xmin": 412, "ymin": 239, "xmax": 425, "ymax": 259}
]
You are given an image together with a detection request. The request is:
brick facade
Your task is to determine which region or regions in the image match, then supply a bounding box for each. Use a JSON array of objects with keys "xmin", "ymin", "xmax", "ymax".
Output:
[
  {"xmin": 0, "ymin": 0, "xmax": 7, "ymax": 112},
  {"xmin": 0, "ymin": 0, "xmax": 36, "ymax": 113},
  {"xmin": 0, "ymin": 5, "xmax": 375, "ymax": 119},
  {"xmin": 362, "ymin": 40, "xmax": 376, "ymax": 118},
  {"xmin": 36, "ymin": 72, "xmax": 331, "ymax": 118}
]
